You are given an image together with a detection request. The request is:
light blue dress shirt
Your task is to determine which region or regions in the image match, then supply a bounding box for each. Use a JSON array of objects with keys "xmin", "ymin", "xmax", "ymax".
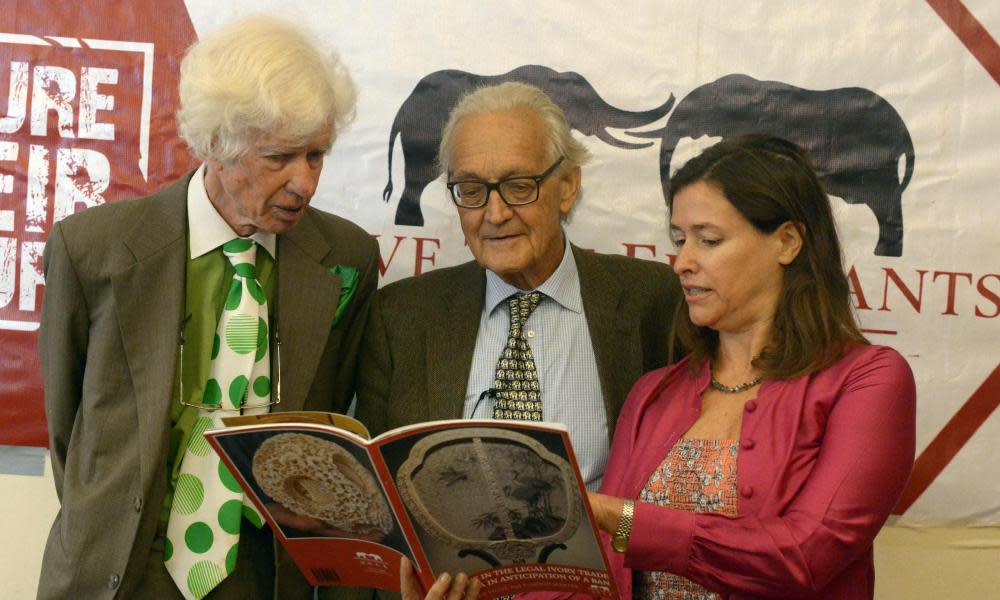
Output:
[{"xmin": 462, "ymin": 240, "xmax": 609, "ymax": 491}]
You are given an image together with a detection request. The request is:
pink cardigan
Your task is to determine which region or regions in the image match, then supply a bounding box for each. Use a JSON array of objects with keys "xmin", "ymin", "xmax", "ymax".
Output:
[{"xmin": 531, "ymin": 343, "xmax": 916, "ymax": 599}]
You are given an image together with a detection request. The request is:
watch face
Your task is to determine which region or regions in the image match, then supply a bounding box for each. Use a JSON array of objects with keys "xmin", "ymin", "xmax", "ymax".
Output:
[{"xmin": 612, "ymin": 535, "xmax": 627, "ymax": 553}]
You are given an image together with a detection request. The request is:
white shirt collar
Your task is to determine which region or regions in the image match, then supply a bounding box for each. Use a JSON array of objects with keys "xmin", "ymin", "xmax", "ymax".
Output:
[
  {"xmin": 186, "ymin": 164, "xmax": 277, "ymax": 260},
  {"xmin": 484, "ymin": 235, "xmax": 583, "ymax": 315}
]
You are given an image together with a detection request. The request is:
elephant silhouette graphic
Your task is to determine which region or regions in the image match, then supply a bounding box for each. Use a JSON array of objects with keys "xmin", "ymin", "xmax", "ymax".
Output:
[
  {"xmin": 634, "ymin": 74, "xmax": 915, "ymax": 257},
  {"xmin": 382, "ymin": 65, "xmax": 674, "ymax": 226},
  {"xmin": 383, "ymin": 70, "xmax": 915, "ymax": 257}
]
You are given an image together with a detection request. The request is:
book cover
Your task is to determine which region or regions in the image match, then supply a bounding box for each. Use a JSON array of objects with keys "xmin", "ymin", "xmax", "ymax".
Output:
[{"xmin": 205, "ymin": 413, "xmax": 618, "ymax": 599}]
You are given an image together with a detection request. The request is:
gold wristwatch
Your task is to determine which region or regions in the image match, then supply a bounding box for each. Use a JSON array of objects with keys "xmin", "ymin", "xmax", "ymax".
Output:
[{"xmin": 611, "ymin": 500, "xmax": 635, "ymax": 553}]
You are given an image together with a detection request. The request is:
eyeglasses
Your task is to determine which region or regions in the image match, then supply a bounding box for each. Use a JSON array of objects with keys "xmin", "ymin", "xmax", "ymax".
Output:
[
  {"xmin": 177, "ymin": 315, "xmax": 281, "ymax": 412},
  {"xmin": 447, "ymin": 157, "xmax": 564, "ymax": 208}
]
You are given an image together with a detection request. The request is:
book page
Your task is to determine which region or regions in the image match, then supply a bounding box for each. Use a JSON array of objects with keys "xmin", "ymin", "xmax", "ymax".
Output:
[
  {"xmin": 206, "ymin": 422, "xmax": 417, "ymax": 590},
  {"xmin": 371, "ymin": 421, "xmax": 618, "ymax": 599},
  {"xmin": 221, "ymin": 411, "xmax": 371, "ymax": 438}
]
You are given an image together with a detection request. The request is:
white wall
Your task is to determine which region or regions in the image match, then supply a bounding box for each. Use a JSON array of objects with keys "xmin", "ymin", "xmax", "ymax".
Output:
[
  {"xmin": 874, "ymin": 524, "xmax": 1000, "ymax": 598},
  {"xmin": 1, "ymin": 464, "xmax": 60, "ymax": 600}
]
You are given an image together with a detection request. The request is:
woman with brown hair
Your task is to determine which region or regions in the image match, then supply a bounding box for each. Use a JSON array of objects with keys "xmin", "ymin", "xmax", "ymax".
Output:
[{"xmin": 584, "ymin": 134, "xmax": 916, "ymax": 599}]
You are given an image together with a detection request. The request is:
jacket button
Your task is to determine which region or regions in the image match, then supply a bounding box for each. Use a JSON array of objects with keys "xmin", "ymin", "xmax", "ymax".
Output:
[
  {"xmin": 741, "ymin": 439, "xmax": 756, "ymax": 450},
  {"xmin": 108, "ymin": 573, "xmax": 120, "ymax": 589},
  {"xmin": 740, "ymin": 485, "xmax": 754, "ymax": 498},
  {"xmin": 744, "ymin": 400, "xmax": 758, "ymax": 413},
  {"xmin": 134, "ymin": 496, "xmax": 143, "ymax": 512}
]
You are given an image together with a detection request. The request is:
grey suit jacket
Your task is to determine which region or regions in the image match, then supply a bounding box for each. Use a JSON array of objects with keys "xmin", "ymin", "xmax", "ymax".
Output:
[
  {"xmin": 37, "ymin": 171, "xmax": 380, "ymax": 599},
  {"xmin": 355, "ymin": 244, "xmax": 681, "ymax": 443}
]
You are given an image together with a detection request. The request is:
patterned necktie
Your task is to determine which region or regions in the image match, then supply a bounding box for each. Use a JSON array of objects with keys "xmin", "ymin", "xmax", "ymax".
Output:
[
  {"xmin": 165, "ymin": 238, "xmax": 271, "ymax": 600},
  {"xmin": 492, "ymin": 291, "xmax": 544, "ymax": 421}
]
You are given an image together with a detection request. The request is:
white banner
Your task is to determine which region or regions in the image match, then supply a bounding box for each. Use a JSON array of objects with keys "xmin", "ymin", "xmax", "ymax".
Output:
[{"xmin": 2, "ymin": 0, "xmax": 997, "ymax": 524}]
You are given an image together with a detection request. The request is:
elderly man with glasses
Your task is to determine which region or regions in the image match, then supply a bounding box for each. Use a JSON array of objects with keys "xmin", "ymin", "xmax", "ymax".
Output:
[
  {"xmin": 356, "ymin": 80, "xmax": 682, "ymax": 504},
  {"xmin": 351, "ymin": 82, "xmax": 682, "ymax": 599},
  {"xmin": 38, "ymin": 17, "xmax": 378, "ymax": 600}
]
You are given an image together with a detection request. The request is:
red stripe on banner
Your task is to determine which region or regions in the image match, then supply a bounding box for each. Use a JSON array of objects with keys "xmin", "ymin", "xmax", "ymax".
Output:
[
  {"xmin": 894, "ymin": 362, "xmax": 1000, "ymax": 514},
  {"xmin": 926, "ymin": 0, "xmax": 1000, "ymax": 86}
]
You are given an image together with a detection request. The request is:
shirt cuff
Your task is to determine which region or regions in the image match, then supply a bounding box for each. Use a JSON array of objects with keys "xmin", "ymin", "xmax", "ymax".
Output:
[{"xmin": 623, "ymin": 500, "xmax": 696, "ymax": 574}]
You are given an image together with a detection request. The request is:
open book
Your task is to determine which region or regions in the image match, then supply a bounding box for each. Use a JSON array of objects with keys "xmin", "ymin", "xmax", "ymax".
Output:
[{"xmin": 205, "ymin": 413, "xmax": 618, "ymax": 599}]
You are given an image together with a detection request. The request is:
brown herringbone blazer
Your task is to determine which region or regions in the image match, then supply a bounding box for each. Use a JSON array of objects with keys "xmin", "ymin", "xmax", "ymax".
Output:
[
  {"xmin": 336, "ymin": 245, "xmax": 680, "ymax": 600},
  {"xmin": 355, "ymin": 244, "xmax": 681, "ymax": 441}
]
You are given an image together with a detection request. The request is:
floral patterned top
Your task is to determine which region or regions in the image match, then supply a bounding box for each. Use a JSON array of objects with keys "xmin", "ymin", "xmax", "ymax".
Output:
[{"xmin": 634, "ymin": 438, "xmax": 739, "ymax": 600}]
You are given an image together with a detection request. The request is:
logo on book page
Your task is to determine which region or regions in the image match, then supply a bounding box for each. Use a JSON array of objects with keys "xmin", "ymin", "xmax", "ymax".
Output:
[{"xmin": 355, "ymin": 550, "xmax": 389, "ymax": 572}]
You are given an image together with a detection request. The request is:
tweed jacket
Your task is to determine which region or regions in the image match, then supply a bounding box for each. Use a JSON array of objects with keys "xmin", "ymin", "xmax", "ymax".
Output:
[
  {"xmin": 37, "ymin": 171, "xmax": 379, "ymax": 599},
  {"xmin": 335, "ymin": 246, "xmax": 679, "ymax": 600},
  {"xmin": 355, "ymin": 244, "xmax": 681, "ymax": 445}
]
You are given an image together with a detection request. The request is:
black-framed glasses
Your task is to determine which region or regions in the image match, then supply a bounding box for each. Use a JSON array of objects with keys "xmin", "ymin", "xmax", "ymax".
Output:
[
  {"xmin": 447, "ymin": 156, "xmax": 564, "ymax": 208},
  {"xmin": 177, "ymin": 315, "xmax": 281, "ymax": 412}
]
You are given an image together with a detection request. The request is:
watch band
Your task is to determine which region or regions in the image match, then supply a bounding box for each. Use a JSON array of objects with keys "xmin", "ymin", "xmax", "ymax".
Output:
[{"xmin": 611, "ymin": 499, "xmax": 635, "ymax": 553}]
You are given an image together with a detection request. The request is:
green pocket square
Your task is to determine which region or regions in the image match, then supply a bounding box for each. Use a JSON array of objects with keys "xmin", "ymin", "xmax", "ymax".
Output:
[{"xmin": 330, "ymin": 265, "xmax": 359, "ymax": 328}]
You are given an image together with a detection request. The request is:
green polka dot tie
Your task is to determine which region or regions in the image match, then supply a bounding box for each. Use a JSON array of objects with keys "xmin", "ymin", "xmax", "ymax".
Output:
[
  {"xmin": 492, "ymin": 291, "xmax": 544, "ymax": 421},
  {"xmin": 165, "ymin": 238, "xmax": 270, "ymax": 599}
]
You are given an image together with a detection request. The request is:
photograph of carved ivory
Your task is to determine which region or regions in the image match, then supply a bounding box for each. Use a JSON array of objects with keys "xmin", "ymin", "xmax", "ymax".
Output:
[
  {"xmin": 252, "ymin": 433, "xmax": 394, "ymax": 539},
  {"xmin": 217, "ymin": 429, "xmax": 415, "ymax": 560},
  {"xmin": 383, "ymin": 426, "xmax": 607, "ymax": 575}
]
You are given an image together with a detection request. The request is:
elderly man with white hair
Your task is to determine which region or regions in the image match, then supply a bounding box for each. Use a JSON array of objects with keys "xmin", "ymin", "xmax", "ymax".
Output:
[
  {"xmin": 360, "ymin": 81, "xmax": 680, "ymax": 489},
  {"xmin": 37, "ymin": 16, "xmax": 378, "ymax": 600},
  {"xmin": 350, "ymin": 82, "xmax": 681, "ymax": 599},
  {"xmin": 352, "ymin": 81, "xmax": 682, "ymax": 598}
]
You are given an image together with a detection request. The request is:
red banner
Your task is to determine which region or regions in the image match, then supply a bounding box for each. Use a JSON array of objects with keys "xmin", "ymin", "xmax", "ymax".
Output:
[{"xmin": 0, "ymin": 1, "xmax": 199, "ymax": 445}]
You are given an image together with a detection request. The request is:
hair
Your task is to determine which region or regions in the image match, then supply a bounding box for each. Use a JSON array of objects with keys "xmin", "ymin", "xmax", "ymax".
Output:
[
  {"xmin": 437, "ymin": 81, "xmax": 591, "ymax": 175},
  {"xmin": 177, "ymin": 15, "xmax": 357, "ymax": 162},
  {"xmin": 667, "ymin": 134, "xmax": 867, "ymax": 379}
]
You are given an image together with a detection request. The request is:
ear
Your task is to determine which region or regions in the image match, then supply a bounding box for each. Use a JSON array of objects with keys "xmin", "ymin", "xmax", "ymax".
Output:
[
  {"xmin": 202, "ymin": 158, "xmax": 223, "ymax": 196},
  {"xmin": 776, "ymin": 221, "xmax": 804, "ymax": 265},
  {"xmin": 557, "ymin": 166, "xmax": 582, "ymax": 216},
  {"xmin": 203, "ymin": 156, "xmax": 226, "ymax": 181}
]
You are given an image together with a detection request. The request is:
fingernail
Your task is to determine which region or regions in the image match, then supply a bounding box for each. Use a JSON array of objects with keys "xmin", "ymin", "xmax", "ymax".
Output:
[{"xmin": 437, "ymin": 572, "xmax": 451, "ymax": 584}]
